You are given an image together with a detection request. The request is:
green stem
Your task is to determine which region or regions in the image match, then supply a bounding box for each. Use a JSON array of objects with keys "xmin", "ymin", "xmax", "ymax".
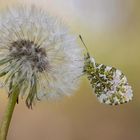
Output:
[{"xmin": 0, "ymin": 88, "xmax": 19, "ymax": 140}]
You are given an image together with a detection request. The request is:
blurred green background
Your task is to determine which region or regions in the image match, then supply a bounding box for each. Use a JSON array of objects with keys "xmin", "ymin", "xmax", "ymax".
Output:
[{"xmin": 0, "ymin": 0, "xmax": 140, "ymax": 140}]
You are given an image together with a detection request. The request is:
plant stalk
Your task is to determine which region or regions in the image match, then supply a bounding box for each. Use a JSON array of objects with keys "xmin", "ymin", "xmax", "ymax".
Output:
[{"xmin": 0, "ymin": 88, "xmax": 19, "ymax": 140}]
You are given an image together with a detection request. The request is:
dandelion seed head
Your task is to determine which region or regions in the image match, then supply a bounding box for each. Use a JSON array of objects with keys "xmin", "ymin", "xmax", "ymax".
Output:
[
  {"xmin": 0, "ymin": 5, "xmax": 84, "ymax": 108},
  {"xmin": 9, "ymin": 39, "xmax": 48, "ymax": 72}
]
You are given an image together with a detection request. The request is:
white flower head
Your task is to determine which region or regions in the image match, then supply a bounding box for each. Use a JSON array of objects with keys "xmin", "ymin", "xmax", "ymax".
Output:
[{"xmin": 0, "ymin": 5, "xmax": 83, "ymax": 108}]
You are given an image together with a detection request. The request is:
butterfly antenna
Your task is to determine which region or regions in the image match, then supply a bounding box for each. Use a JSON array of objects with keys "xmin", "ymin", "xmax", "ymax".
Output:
[{"xmin": 79, "ymin": 35, "xmax": 89, "ymax": 53}]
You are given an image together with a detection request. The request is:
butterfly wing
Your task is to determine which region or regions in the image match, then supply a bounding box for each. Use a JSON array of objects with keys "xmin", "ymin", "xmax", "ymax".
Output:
[
  {"xmin": 88, "ymin": 62, "xmax": 133, "ymax": 105},
  {"xmin": 81, "ymin": 34, "xmax": 133, "ymax": 105}
]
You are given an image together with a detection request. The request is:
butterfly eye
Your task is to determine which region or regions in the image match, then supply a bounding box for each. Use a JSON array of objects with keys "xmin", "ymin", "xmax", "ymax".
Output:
[{"xmin": 86, "ymin": 62, "xmax": 133, "ymax": 105}]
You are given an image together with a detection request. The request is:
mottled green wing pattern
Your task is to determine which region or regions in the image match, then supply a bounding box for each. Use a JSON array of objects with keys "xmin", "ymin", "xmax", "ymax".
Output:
[{"xmin": 84, "ymin": 55, "xmax": 133, "ymax": 105}]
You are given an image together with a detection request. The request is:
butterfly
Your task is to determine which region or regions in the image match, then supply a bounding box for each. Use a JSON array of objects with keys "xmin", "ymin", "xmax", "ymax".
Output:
[{"xmin": 79, "ymin": 35, "xmax": 133, "ymax": 105}]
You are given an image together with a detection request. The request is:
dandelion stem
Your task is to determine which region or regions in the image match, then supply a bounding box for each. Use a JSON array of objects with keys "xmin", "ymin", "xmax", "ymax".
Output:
[{"xmin": 0, "ymin": 87, "xmax": 19, "ymax": 140}]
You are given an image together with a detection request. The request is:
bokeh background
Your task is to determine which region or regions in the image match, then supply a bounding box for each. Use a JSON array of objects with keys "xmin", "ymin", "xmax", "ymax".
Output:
[{"xmin": 0, "ymin": 0, "xmax": 140, "ymax": 140}]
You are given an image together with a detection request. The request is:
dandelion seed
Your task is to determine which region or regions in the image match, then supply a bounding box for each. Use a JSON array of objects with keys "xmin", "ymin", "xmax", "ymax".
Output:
[{"xmin": 0, "ymin": 5, "xmax": 83, "ymax": 108}]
